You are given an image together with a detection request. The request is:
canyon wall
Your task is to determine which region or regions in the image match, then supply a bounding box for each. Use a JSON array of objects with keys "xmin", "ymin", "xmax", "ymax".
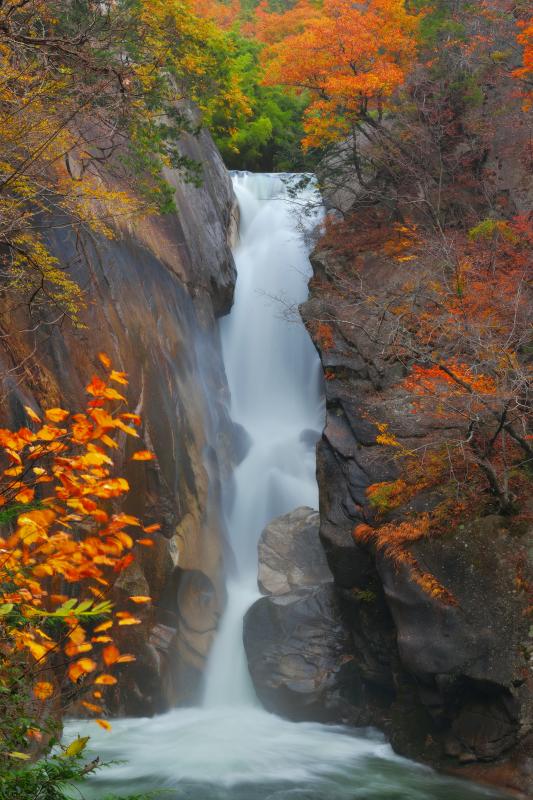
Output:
[
  {"xmin": 245, "ymin": 73, "xmax": 532, "ymax": 798},
  {"xmin": 0, "ymin": 128, "xmax": 238, "ymax": 715}
]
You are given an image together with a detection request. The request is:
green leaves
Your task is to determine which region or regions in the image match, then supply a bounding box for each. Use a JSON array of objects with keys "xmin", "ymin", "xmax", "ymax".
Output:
[{"xmin": 40, "ymin": 599, "xmax": 113, "ymax": 619}]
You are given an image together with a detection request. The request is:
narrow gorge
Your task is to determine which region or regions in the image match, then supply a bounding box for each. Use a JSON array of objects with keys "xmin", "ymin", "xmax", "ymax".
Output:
[{"xmin": 60, "ymin": 173, "xmax": 518, "ymax": 800}]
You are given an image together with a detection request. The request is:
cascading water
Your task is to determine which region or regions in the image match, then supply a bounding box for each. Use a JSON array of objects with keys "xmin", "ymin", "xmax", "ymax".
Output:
[
  {"xmin": 64, "ymin": 174, "xmax": 506, "ymax": 800},
  {"xmin": 203, "ymin": 172, "xmax": 324, "ymax": 708}
]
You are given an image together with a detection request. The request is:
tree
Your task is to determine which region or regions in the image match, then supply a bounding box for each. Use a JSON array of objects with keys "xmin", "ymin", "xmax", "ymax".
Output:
[
  {"xmin": 0, "ymin": 353, "xmax": 158, "ymax": 762},
  {"xmin": 260, "ymin": 0, "xmax": 419, "ymax": 149},
  {"xmin": 0, "ymin": 0, "xmax": 249, "ymax": 324}
]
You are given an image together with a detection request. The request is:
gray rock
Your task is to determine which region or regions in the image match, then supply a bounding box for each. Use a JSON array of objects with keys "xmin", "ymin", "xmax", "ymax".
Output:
[
  {"xmin": 257, "ymin": 507, "xmax": 331, "ymax": 596},
  {"xmin": 243, "ymin": 584, "xmax": 363, "ymax": 722}
]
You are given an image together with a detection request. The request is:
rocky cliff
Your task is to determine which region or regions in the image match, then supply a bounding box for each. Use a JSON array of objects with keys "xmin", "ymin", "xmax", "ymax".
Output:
[
  {"xmin": 0, "ymin": 128, "xmax": 238, "ymax": 715},
  {"xmin": 244, "ymin": 64, "xmax": 532, "ymax": 799}
]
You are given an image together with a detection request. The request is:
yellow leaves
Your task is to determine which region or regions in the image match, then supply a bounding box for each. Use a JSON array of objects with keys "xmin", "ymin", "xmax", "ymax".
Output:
[
  {"xmin": 375, "ymin": 422, "xmax": 400, "ymax": 448},
  {"xmin": 94, "ymin": 620, "xmax": 113, "ymax": 633},
  {"xmin": 14, "ymin": 487, "xmax": 35, "ymax": 504},
  {"xmin": 63, "ymin": 736, "xmax": 90, "ymax": 758},
  {"xmin": 25, "ymin": 638, "xmax": 54, "ymax": 662},
  {"xmin": 131, "ymin": 450, "xmax": 155, "ymax": 461},
  {"xmin": 110, "ymin": 370, "xmax": 128, "ymax": 385},
  {"xmin": 0, "ymin": 358, "xmax": 160, "ymax": 722},
  {"xmin": 33, "ymin": 681, "xmax": 54, "ymax": 701},
  {"xmin": 113, "ymin": 419, "xmax": 139, "ymax": 438},
  {"xmin": 24, "ymin": 406, "xmax": 41, "ymax": 424},
  {"xmin": 35, "ymin": 424, "xmax": 67, "ymax": 442}
]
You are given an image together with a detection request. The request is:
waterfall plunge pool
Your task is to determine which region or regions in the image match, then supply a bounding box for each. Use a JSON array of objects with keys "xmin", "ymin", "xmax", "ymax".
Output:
[{"xmin": 63, "ymin": 174, "xmax": 507, "ymax": 800}]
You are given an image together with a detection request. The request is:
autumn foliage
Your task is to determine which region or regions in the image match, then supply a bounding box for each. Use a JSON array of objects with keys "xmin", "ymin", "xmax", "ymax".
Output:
[
  {"xmin": 0, "ymin": 355, "xmax": 158, "ymax": 759},
  {"xmin": 260, "ymin": 0, "xmax": 419, "ymax": 148}
]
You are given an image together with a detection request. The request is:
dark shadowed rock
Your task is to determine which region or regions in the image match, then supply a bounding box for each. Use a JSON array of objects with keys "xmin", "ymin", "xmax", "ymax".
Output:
[
  {"xmin": 378, "ymin": 518, "xmax": 533, "ymax": 765},
  {"xmin": 257, "ymin": 507, "xmax": 331, "ymax": 596},
  {"xmin": 243, "ymin": 585, "xmax": 364, "ymax": 722}
]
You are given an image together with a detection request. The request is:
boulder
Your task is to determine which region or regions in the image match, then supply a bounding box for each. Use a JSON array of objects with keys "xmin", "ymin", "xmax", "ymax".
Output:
[
  {"xmin": 378, "ymin": 517, "xmax": 533, "ymax": 764},
  {"xmin": 243, "ymin": 585, "xmax": 364, "ymax": 722},
  {"xmin": 257, "ymin": 507, "xmax": 331, "ymax": 596}
]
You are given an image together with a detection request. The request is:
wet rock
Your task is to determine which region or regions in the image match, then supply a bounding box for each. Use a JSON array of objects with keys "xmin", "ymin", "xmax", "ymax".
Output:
[
  {"xmin": 258, "ymin": 507, "xmax": 331, "ymax": 596},
  {"xmin": 243, "ymin": 585, "xmax": 363, "ymax": 722},
  {"xmin": 0, "ymin": 127, "xmax": 237, "ymax": 716}
]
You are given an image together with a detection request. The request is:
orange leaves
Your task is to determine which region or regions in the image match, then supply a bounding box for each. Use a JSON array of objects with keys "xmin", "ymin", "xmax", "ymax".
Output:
[
  {"xmin": 0, "ymin": 355, "xmax": 160, "ymax": 711},
  {"xmin": 131, "ymin": 450, "xmax": 155, "ymax": 461},
  {"xmin": 81, "ymin": 700, "xmax": 103, "ymax": 714},
  {"xmin": 314, "ymin": 322, "xmax": 335, "ymax": 351},
  {"xmin": 260, "ymin": 0, "xmax": 420, "ymax": 148},
  {"xmin": 513, "ymin": 15, "xmax": 533, "ymax": 110},
  {"xmin": 129, "ymin": 595, "xmax": 151, "ymax": 604},
  {"xmin": 95, "ymin": 719, "xmax": 112, "ymax": 731},
  {"xmin": 33, "ymin": 682, "xmax": 54, "ymax": 701},
  {"xmin": 404, "ymin": 363, "xmax": 497, "ymax": 398},
  {"xmin": 68, "ymin": 658, "xmax": 97, "ymax": 682},
  {"xmin": 94, "ymin": 674, "xmax": 117, "ymax": 686},
  {"xmin": 102, "ymin": 644, "xmax": 120, "ymax": 666},
  {"xmin": 98, "ymin": 352, "xmax": 111, "ymax": 369}
]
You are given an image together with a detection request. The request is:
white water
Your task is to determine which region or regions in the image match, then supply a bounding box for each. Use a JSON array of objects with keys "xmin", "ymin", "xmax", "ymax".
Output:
[
  {"xmin": 203, "ymin": 172, "xmax": 323, "ymax": 708},
  {"xmin": 64, "ymin": 174, "xmax": 505, "ymax": 800}
]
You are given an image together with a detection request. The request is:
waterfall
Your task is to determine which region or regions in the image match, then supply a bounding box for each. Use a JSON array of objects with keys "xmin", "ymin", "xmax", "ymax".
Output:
[
  {"xmin": 63, "ymin": 173, "xmax": 505, "ymax": 800},
  {"xmin": 203, "ymin": 172, "xmax": 323, "ymax": 708}
]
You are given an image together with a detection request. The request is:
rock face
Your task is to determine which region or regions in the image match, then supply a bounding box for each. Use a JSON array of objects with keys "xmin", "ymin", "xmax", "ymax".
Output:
[
  {"xmin": 296, "ymin": 74, "xmax": 533, "ymax": 797},
  {"xmin": 257, "ymin": 507, "xmax": 330, "ymax": 595},
  {"xmin": 0, "ymin": 128, "xmax": 238, "ymax": 714},
  {"xmin": 299, "ymin": 255, "xmax": 532, "ymax": 796}
]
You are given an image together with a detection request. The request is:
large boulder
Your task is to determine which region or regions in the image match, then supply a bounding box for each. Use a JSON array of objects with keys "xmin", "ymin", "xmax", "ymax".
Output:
[
  {"xmin": 243, "ymin": 584, "xmax": 365, "ymax": 722},
  {"xmin": 378, "ymin": 517, "xmax": 533, "ymax": 765},
  {"xmin": 257, "ymin": 507, "xmax": 331, "ymax": 595}
]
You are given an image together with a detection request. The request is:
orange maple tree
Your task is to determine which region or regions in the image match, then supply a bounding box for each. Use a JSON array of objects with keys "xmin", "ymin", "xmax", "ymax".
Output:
[
  {"xmin": 260, "ymin": 0, "xmax": 420, "ymax": 149},
  {"xmin": 0, "ymin": 354, "xmax": 159, "ymax": 754}
]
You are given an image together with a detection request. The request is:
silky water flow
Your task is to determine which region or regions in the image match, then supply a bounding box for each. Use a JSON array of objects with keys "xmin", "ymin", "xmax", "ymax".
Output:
[{"xmin": 64, "ymin": 173, "xmax": 507, "ymax": 800}]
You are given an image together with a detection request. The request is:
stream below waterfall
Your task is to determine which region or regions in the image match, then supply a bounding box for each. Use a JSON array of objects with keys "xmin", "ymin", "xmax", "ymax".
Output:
[{"xmin": 64, "ymin": 173, "xmax": 506, "ymax": 800}]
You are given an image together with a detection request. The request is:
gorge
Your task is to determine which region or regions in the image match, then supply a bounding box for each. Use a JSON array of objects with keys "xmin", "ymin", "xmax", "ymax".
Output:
[
  {"xmin": 62, "ymin": 173, "xmax": 510, "ymax": 800},
  {"xmin": 1, "ymin": 3, "xmax": 531, "ymax": 799}
]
